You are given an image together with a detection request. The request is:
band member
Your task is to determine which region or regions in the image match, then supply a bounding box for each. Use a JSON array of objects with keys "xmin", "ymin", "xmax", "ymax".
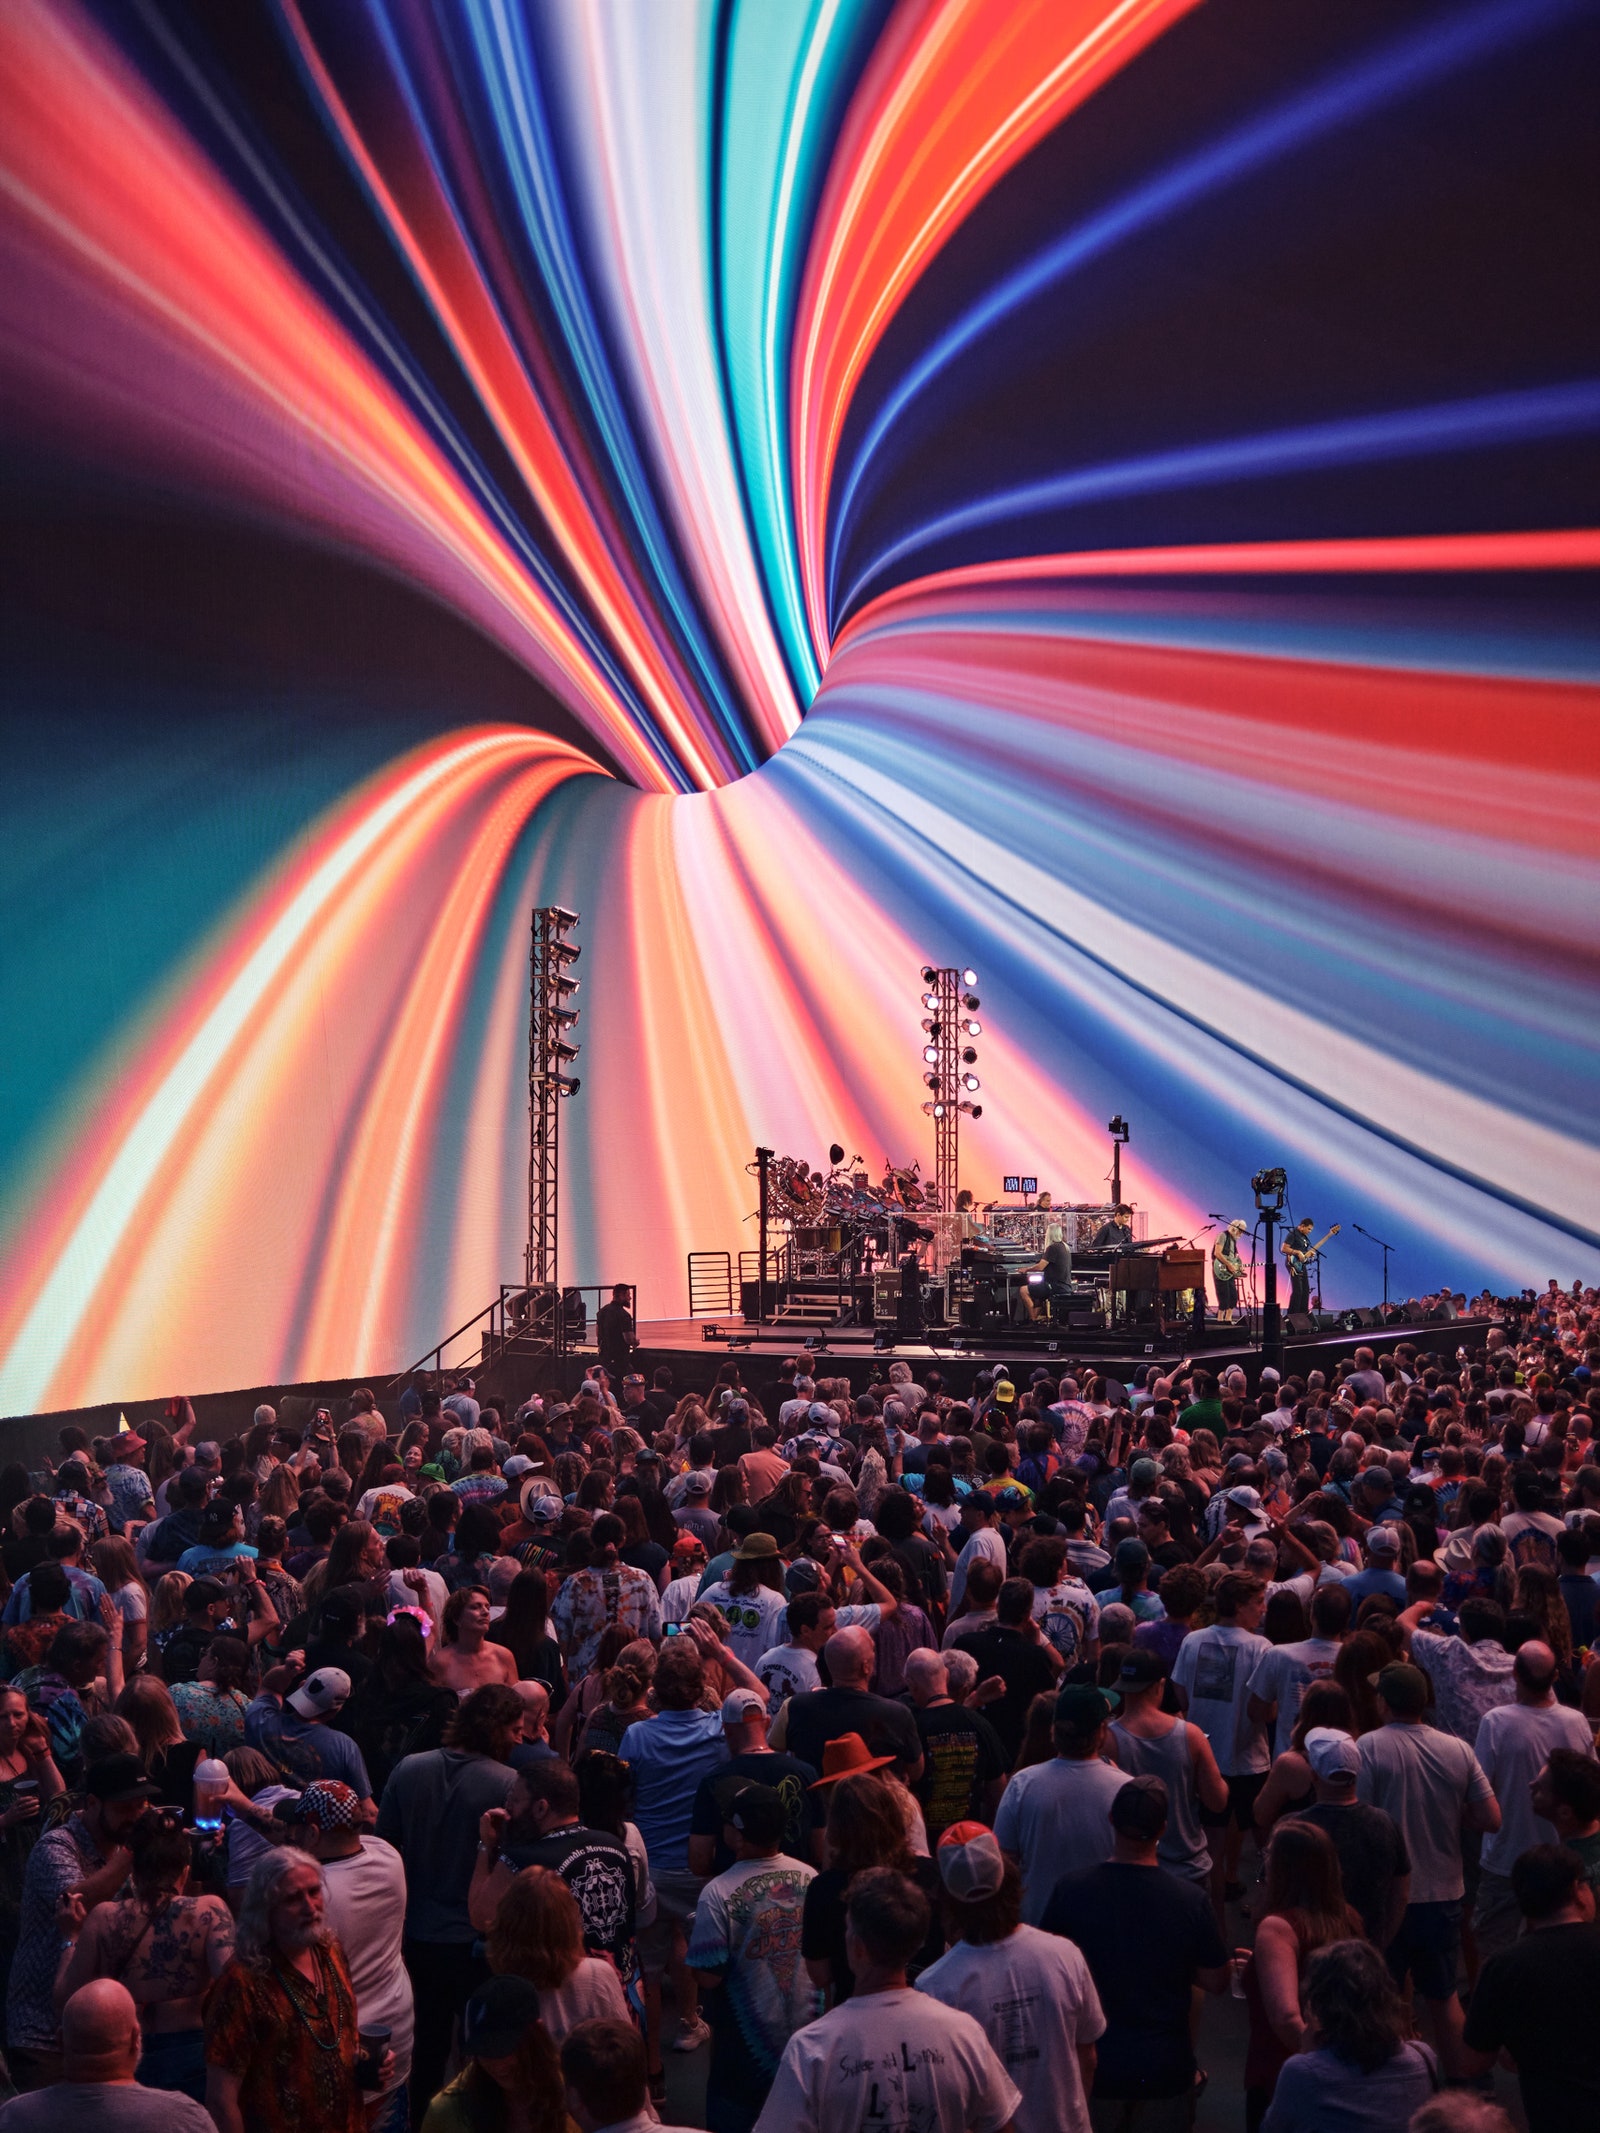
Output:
[
  {"xmin": 1283, "ymin": 1217, "xmax": 1341, "ymax": 1313},
  {"xmin": 1018, "ymin": 1228, "xmax": 1073, "ymax": 1321},
  {"xmin": 1092, "ymin": 1203, "xmax": 1135, "ymax": 1249},
  {"xmin": 1211, "ymin": 1220, "xmax": 1247, "ymax": 1314}
]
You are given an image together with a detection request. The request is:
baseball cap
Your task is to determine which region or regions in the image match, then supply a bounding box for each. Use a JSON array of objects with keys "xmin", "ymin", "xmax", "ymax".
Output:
[
  {"xmin": 1304, "ymin": 1728, "xmax": 1360, "ymax": 1784},
  {"xmin": 1112, "ymin": 1537, "xmax": 1149, "ymax": 1574},
  {"xmin": 683, "ymin": 1471, "xmax": 712, "ymax": 1497},
  {"xmin": 283, "ymin": 1779, "xmax": 362, "ymax": 1830},
  {"xmin": 1374, "ymin": 1661, "xmax": 1428, "ymax": 1716},
  {"xmin": 1055, "ymin": 1684, "xmax": 1119, "ymax": 1729},
  {"xmin": 807, "ymin": 1402, "xmax": 834, "ymax": 1427},
  {"xmin": 1116, "ymin": 1648, "xmax": 1168, "ymax": 1689},
  {"xmin": 623, "ymin": 1373, "xmax": 646, "ymax": 1388},
  {"xmin": 1110, "ymin": 1775, "xmax": 1168, "ymax": 1841},
  {"xmin": 502, "ymin": 1455, "xmax": 534, "ymax": 1482},
  {"xmin": 720, "ymin": 1689, "xmax": 767, "ymax": 1724},
  {"xmin": 1225, "ymin": 1485, "xmax": 1264, "ymax": 1513},
  {"xmin": 784, "ymin": 1559, "xmax": 822, "ymax": 1595},
  {"xmin": 84, "ymin": 1753, "xmax": 161, "ymax": 1806},
  {"xmin": 1366, "ymin": 1524, "xmax": 1401, "ymax": 1557},
  {"xmin": 726, "ymin": 1782, "xmax": 788, "ymax": 1848},
  {"xmin": 461, "ymin": 1976, "xmax": 542, "ymax": 2061},
  {"xmin": 288, "ymin": 1667, "xmax": 352, "ymax": 1720},
  {"xmin": 1129, "ymin": 1458, "xmax": 1159, "ymax": 1486},
  {"xmin": 936, "ymin": 1820, "xmax": 1005, "ymax": 1901},
  {"xmin": 991, "ymin": 1380, "xmax": 1016, "ymax": 1406},
  {"xmin": 994, "ymin": 1485, "xmax": 1030, "ymax": 1511}
]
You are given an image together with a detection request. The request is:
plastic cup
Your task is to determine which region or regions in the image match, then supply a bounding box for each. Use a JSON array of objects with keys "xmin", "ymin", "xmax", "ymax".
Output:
[{"xmin": 356, "ymin": 2023, "xmax": 391, "ymax": 2089}]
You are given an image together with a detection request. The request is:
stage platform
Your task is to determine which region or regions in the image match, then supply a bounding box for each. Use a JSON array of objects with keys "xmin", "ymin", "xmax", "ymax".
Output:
[{"xmin": 0, "ymin": 1314, "xmax": 1489, "ymax": 1466}]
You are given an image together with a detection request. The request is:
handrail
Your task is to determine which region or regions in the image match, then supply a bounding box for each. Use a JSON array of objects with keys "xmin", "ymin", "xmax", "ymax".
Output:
[{"xmin": 385, "ymin": 1293, "xmax": 509, "ymax": 1390}]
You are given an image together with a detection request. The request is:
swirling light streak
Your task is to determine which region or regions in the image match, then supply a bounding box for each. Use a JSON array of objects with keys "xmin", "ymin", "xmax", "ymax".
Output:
[{"xmin": 0, "ymin": 0, "xmax": 1596, "ymax": 1414}]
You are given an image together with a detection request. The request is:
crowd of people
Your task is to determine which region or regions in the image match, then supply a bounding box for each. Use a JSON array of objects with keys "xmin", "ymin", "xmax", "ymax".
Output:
[{"xmin": 0, "ymin": 1275, "xmax": 1595, "ymax": 2133}]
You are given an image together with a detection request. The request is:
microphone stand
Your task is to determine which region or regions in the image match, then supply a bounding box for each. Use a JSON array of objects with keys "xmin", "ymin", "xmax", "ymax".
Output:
[{"xmin": 1351, "ymin": 1223, "xmax": 1395, "ymax": 1312}]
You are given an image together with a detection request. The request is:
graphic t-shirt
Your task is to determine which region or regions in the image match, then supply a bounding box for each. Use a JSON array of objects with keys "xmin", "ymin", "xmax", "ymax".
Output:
[
  {"xmin": 503, "ymin": 1823, "xmax": 637, "ymax": 1965},
  {"xmin": 688, "ymin": 1854, "xmax": 821, "ymax": 2113},
  {"xmin": 913, "ymin": 1702, "xmax": 1008, "ymax": 1842},
  {"xmin": 753, "ymin": 1984, "xmax": 1019, "ymax": 2133},
  {"xmin": 758, "ymin": 1643, "xmax": 821, "ymax": 1704},
  {"xmin": 691, "ymin": 1751, "xmax": 822, "ymax": 1876},
  {"xmin": 698, "ymin": 1580, "xmax": 792, "ymax": 1665},
  {"xmin": 1245, "ymin": 1637, "xmax": 1343, "ymax": 1757},
  {"xmin": 1031, "ymin": 1578, "xmax": 1098, "ymax": 1666},
  {"xmin": 1171, "ymin": 1624, "xmax": 1272, "ymax": 1774},
  {"xmin": 917, "ymin": 1924, "xmax": 1104, "ymax": 2133}
]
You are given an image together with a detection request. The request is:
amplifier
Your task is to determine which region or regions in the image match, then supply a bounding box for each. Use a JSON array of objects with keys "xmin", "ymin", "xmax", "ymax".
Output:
[{"xmin": 873, "ymin": 1272, "xmax": 901, "ymax": 1321}]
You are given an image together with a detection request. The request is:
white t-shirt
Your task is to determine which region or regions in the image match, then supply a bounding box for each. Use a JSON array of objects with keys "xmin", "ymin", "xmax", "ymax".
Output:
[
  {"xmin": 1171, "ymin": 1623, "xmax": 1272, "ymax": 1775},
  {"xmin": 386, "ymin": 1566, "xmax": 448, "ymax": 1622},
  {"xmin": 1245, "ymin": 1638, "xmax": 1343, "ymax": 1757},
  {"xmin": 321, "ymin": 1836, "xmax": 414, "ymax": 2090},
  {"xmin": 1475, "ymin": 1700, "xmax": 1595, "ymax": 1875},
  {"xmin": 950, "ymin": 1526, "xmax": 1008, "ymax": 1613},
  {"xmin": 698, "ymin": 1581, "xmax": 791, "ymax": 1664},
  {"xmin": 993, "ymin": 1756, "xmax": 1125, "ymax": 1925},
  {"xmin": 536, "ymin": 1955, "xmax": 630, "ymax": 2046},
  {"xmin": 758, "ymin": 1643, "xmax": 822, "ymax": 1703},
  {"xmin": 1356, "ymin": 1722, "xmax": 1494, "ymax": 1903},
  {"xmin": 753, "ymin": 1985, "xmax": 1019, "ymax": 2133},
  {"xmin": 108, "ymin": 1582, "xmax": 148, "ymax": 1624},
  {"xmin": 661, "ymin": 1573, "xmax": 702, "ymax": 1624},
  {"xmin": 917, "ymin": 1925, "xmax": 1104, "ymax": 2133}
]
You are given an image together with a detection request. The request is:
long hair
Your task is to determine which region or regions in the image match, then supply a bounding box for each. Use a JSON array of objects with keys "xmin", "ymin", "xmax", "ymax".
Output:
[
  {"xmin": 453, "ymin": 2026, "xmax": 567, "ymax": 2133},
  {"xmin": 1512, "ymin": 1564, "xmax": 1573, "ymax": 1668},
  {"xmin": 824, "ymin": 1773, "xmax": 915, "ymax": 1879},
  {"xmin": 1333, "ymin": 1632, "xmax": 1393, "ymax": 1736},
  {"xmin": 487, "ymin": 1570, "xmax": 552, "ymax": 1675},
  {"xmin": 1302, "ymin": 1938, "xmax": 1412, "ymax": 2072},
  {"xmin": 1289, "ymin": 1681, "xmax": 1355, "ymax": 1755},
  {"xmin": 90, "ymin": 1537, "xmax": 140, "ymax": 1593},
  {"xmin": 115, "ymin": 1676, "xmax": 185, "ymax": 1763},
  {"xmin": 236, "ymin": 1849, "xmax": 328, "ymax": 1968},
  {"xmin": 487, "ymin": 1866, "xmax": 584, "ymax": 1990},
  {"xmin": 726, "ymin": 1554, "xmax": 785, "ymax": 1599},
  {"xmin": 1264, "ymin": 1820, "xmax": 1359, "ymax": 1948},
  {"xmin": 149, "ymin": 1572, "xmax": 192, "ymax": 1634}
]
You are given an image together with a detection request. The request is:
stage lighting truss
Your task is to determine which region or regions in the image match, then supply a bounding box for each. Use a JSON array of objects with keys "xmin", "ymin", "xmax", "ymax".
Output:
[
  {"xmin": 916, "ymin": 962, "xmax": 981, "ymax": 1211},
  {"xmin": 528, "ymin": 906, "xmax": 583, "ymax": 1321}
]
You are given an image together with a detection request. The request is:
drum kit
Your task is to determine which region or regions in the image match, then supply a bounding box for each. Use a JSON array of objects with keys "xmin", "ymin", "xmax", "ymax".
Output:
[{"xmin": 747, "ymin": 1144, "xmax": 937, "ymax": 1258}]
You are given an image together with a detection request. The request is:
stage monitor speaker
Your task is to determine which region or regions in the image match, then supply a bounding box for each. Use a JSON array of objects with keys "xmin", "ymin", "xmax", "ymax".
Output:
[
  {"xmin": 1357, "ymin": 1309, "xmax": 1381, "ymax": 1328},
  {"xmin": 1284, "ymin": 1312, "xmax": 1316, "ymax": 1335}
]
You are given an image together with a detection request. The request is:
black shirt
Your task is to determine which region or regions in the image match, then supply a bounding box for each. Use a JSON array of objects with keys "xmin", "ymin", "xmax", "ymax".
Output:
[
  {"xmin": 1042, "ymin": 1861, "xmax": 1227, "ymax": 2097},
  {"xmin": 890, "ymin": 1534, "xmax": 947, "ymax": 1615},
  {"xmin": 502, "ymin": 1822, "xmax": 637, "ymax": 1965},
  {"xmin": 689, "ymin": 1750, "xmax": 822, "ymax": 1875},
  {"xmin": 1464, "ymin": 1920, "xmax": 1600, "ymax": 2133},
  {"xmin": 783, "ymin": 1686, "xmax": 922, "ymax": 1777},
  {"xmin": 1297, "ymin": 1800, "xmax": 1411, "ymax": 1946},
  {"xmin": 952, "ymin": 1624, "xmax": 1057, "ymax": 1767},
  {"xmin": 595, "ymin": 1301, "xmax": 635, "ymax": 1362},
  {"xmin": 801, "ymin": 1858, "xmax": 944, "ymax": 1999},
  {"xmin": 912, "ymin": 1702, "xmax": 1007, "ymax": 1841}
]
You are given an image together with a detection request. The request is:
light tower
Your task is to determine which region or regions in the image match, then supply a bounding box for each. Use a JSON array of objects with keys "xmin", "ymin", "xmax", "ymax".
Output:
[
  {"xmin": 526, "ymin": 906, "xmax": 582, "ymax": 1345},
  {"xmin": 919, "ymin": 965, "xmax": 982, "ymax": 1210}
]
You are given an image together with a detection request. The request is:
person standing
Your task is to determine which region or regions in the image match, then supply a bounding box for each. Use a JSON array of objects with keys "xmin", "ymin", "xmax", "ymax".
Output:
[
  {"xmin": 903, "ymin": 1649, "xmax": 1007, "ymax": 1844},
  {"xmin": 204, "ymin": 1849, "xmax": 373, "ymax": 2133},
  {"xmin": 917, "ymin": 1821, "xmax": 1104, "ymax": 2133},
  {"xmin": 1240, "ymin": 1820, "xmax": 1363, "ymax": 2131},
  {"xmin": 1258, "ymin": 1940, "xmax": 1439, "ymax": 2133},
  {"xmin": 0, "ymin": 1979, "xmax": 216, "ymax": 2133},
  {"xmin": 1294, "ymin": 1728, "xmax": 1411, "ymax": 1950},
  {"xmin": 1107, "ymin": 1649, "xmax": 1228, "ymax": 1888},
  {"xmin": 287, "ymin": 1779, "xmax": 414, "ymax": 2132},
  {"xmin": 1355, "ymin": 1661, "xmax": 1500, "ymax": 2072},
  {"xmin": 1170, "ymin": 1574, "xmax": 1272, "ymax": 1918},
  {"xmin": 376, "ymin": 1683, "xmax": 520, "ymax": 2126},
  {"xmin": 994, "ymin": 1686, "xmax": 1126, "ymax": 1926},
  {"xmin": 689, "ymin": 1690, "xmax": 822, "ymax": 1877},
  {"xmin": 471, "ymin": 1759, "xmax": 638, "ymax": 1972},
  {"xmin": 953, "ymin": 1579, "xmax": 1064, "ymax": 1769},
  {"xmin": 1471, "ymin": 1640, "xmax": 1595, "ymax": 1960},
  {"xmin": 1246, "ymin": 1584, "xmax": 1350, "ymax": 1759},
  {"xmin": 754, "ymin": 1868, "xmax": 1019, "ymax": 2133},
  {"xmin": 687, "ymin": 1782, "xmax": 821, "ymax": 2133},
  {"xmin": 1460, "ymin": 1844, "xmax": 1600, "ymax": 2133},
  {"xmin": 780, "ymin": 1628, "xmax": 923, "ymax": 1781},
  {"xmin": 1041, "ymin": 1777, "xmax": 1230, "ymax": 2128}
]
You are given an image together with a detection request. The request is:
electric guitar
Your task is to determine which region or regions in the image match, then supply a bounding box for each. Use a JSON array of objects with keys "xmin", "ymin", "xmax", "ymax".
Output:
[{"xmin": 1283, "ymin": 1224, "xmax": 1340, "ymax": 1272}]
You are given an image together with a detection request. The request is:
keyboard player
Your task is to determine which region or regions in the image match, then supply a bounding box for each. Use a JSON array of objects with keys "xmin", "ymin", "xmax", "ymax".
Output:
[{"xmin": 1017, "ymin": 1227, "xmax": 1074, "ymax": 1321}]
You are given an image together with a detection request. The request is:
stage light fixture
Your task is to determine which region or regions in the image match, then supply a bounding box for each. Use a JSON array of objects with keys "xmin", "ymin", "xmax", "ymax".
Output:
[
  {"xmin": 921, "ymin": 1018, "xmax": 941, "ymax": 1036},
  {"xmin": 921, "ymin": 991, "xmax": 939, "ymax": 1010},
  {"xmin": 961, "ymin": 1047, "xmax": 977, "ymax": 1065},
  {"xmin": 962, "ymin": 992, "xmax": 980, "ymax": 1012},
  {"xmin": 921, "ymin": 965, "xmax": 938, "ymax": 985},
  {"xmin": 556, "ymin": 1075, "xmax": 580, "ymax": 1097},
  {"xmin": 961, "ymin": 968, "xmax": 978, "ymax": 986},
  {"xmin": 922, "ymin": 1045, "xmax": 939, "ymax": 1064},
  {"xmin": 555, "ymin": 975, "xmax": 579, "ymax": 999},
  {"xmin": 550, "ymin": 939, "xmax": 580, "ymax": 965},
  {"xmin": 962, "ymin": 1073, "xmax": 980, "ymax": 1092},
  {"xmin": 923, "ymin": 1072, "xmax": 939, "ymax": 1090},
  {"xmin": 959, "ymin": 1100, "xmax": 983, "ymax": 1118},
  {"xmin": 932, "ymin": 1102, "xmax": 946, "ymax": 1118},
  {"xmin": 921, "ymin": 1101, "xmax": 935, "ymax": 1115},
  {"xmin": 552, "ymin": 1040, "xmax": 580, "ymax": 1063},
  {"xmin": 964, "ymin": 1019, "xmax": 981, "ymax": 1036},
  {"xmin": 553, "ymin": 1008, "xmax": 580, "ymax": 1029}
]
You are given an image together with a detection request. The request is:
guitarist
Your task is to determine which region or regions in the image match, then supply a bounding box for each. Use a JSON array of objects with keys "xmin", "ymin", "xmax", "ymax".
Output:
[
  {"xmin": 1211, "ymin": 1220, "xmax": 1247, "ymax": 1316},
  {"xmin": 1282, "ymin": 1217, "xmax": 1340, "ymax": 1312}
]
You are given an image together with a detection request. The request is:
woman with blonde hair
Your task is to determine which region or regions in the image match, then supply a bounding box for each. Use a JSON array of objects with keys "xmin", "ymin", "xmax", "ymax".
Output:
[
  {"xmin": 114, "ymin": 1674, "xmax": 202, "ymax": 1808},
  {"xmin": 486, "ymin": 1865, "xmax": 629, "ymax": 2045},
  {"xmin": 91, "ymin": 1536, "xmax": 149, "ymax": 1673},
  {"xmin": 801, "ymin": 1769, "xmax": 940, "ymax": 2001},
  {"xmin": 1243, "ymin": 1819, "xmax": 1363, "ymax": 2130},
  {"xmin": 148, "ymin": 1571, "xmax": 192, "ymax": 1640},
  {"xmin": 1511, "ymin": 1561, "xmax": 1573, "ymax": 1672},
  {"xmin": 574, "ymin": 1640, "xmax": 655, "ymax": 1758},
  {"xmin": 258, "ymin": 1462, "xmax": 299, "ymax": 1522}
]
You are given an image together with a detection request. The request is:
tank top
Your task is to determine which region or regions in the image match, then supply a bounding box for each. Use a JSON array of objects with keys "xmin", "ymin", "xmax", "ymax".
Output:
[{"xmin": 1109, "ymin": 1716, "xmax": 1210, "ymax": 1881}]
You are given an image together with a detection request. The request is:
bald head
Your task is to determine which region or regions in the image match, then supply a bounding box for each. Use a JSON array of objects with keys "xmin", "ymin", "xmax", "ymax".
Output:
[
  {"xmin": 62, "ymin": 1978, "xmax": 141, "ymax": 2081},
  {"xmin": 824, "ymin": 1626, "xmax": 874, "ymax": 1688},
  {"xmin": 513, "ymin": 1679, "xmax": 550, "ymax": 1733},
  {"xmin": 1514, "ymin": 1641, "xmax": 1559, "ymax": 1700},
  {"xmin": 904, "ymin": 1649, "xmax": 948, "ymax": 1706}
]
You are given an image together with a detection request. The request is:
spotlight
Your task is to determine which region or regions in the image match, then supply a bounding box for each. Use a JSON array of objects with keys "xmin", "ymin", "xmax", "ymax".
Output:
[
  {"xmin": 959, "ymin": 1101, "xmax": 983, "ymax": 1119},
  {"xmin": 556, "ymin": 1075, "xmax": 581, "ymax": 1097},
  {"xmin": 1108, "ymin": 1114, "xmax": 1129, "ymax": 1142},
  {"xmin": 552, "ymin": 1040, "xmax": 580, "ymax": 1063},
  {"xmin": 553, "ymin": 1008, "xmax": 580, "ymax": 1028},
  {"xmin": 921, "ymin": 965, "xmax": 939, "ymax": 985},
  {"xmin": 932, "ymin": 1102, "xmax": 946, "ymax": 1118},
  {"xmin": 961, "ymin": 968, "xmax": 978, "ymax": 986},
  {"xmin": 962, "ymin": 1073, "xmax": 980, "ymax": 1092},
  {"xmin": 921, "ymin": 992, "xmax": 939, "ymax": 1010},
  {"xmin": 921, "ymin": 1018, "xmax": 941, "ymax": 1036},
  {"xmin": 922, "ymin": 1046, "xmax": 939, "ymax": 1064},
  {"xmin": 962, "ymin": 992, "xmax": 980, "ymax": 1012},
  {"xmin": 961, "ymin": 1047, "xmax": 977, "ymax": 1065},
  {"xmin": 921, "ymin": 1102, "xmax": 935, "ymax": 1115},
  {"xmin": 964, "ymin": 1019, "xmax": 981, "ymax": 1036},
  {"xmin": 555, "ymin": 975, "xmax": 579, "ymax": 1000},
  {"xmin": 550, "ymin": 938, "xmax": 580, "ymax": 965},
  {"xmin": 923, "ymin": 1072, "xmax": 940, "ymax": 1090}
]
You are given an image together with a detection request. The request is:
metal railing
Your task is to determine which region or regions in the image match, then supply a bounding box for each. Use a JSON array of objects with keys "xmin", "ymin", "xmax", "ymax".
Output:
[
  {"xmin": 688, "ymin": 1253, "xmax": 734, "ymax": 1317},
  {"xmin": 386, "ymin": 1281, "xmax": 633, "ymax": 1384}
]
